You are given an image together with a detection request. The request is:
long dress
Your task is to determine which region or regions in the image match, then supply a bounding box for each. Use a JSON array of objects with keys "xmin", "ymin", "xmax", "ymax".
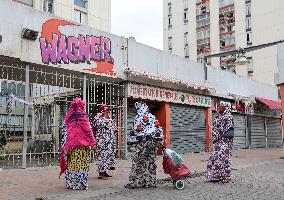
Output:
[
  {"xmin": 93, "ymin": 114, "xmax": 116, "ymax": 173},
  {"xmin": 59, "ymin": 98, "xmax": 96, "ymax": 190},
  {"xmin": 61, "ymin": 122, "xmax": 94, "ymax": 190},
  {"xmin": 206, "ymin": 108, "xmax": 234, "ymax": 181},
  {"xmin": 127, "ymin": 102, "xmax": 164, "ymax": 188}
]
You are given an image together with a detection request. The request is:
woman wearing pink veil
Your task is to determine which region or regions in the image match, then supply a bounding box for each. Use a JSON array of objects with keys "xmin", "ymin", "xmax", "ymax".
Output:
[{"xmin": 59, "ymin": 97, "xmax": 96, "ymax": 190}]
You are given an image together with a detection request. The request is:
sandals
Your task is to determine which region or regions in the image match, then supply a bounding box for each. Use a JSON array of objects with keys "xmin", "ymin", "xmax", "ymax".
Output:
[{"xmin": 221, "ymin": 179, "xmax": 231, "ymax": 183}]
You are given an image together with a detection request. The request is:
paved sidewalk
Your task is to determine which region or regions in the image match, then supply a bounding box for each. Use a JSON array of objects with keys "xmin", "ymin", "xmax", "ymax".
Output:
[{"xmin": 0, "ymin": 148, "xmax": 283, "ymax": 200}]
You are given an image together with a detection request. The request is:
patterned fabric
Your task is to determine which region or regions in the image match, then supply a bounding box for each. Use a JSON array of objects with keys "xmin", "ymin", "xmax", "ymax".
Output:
[
  {"xmin": 62, "ymin": 139, "xmax": 92, "ymax": 189},
  {"xmin": 133, "ymin": 102, "xmax": 164, "ymax": 140},
  {"xmin": 127, "ymin": 102, "xmax": 164, "ymax": 187},
  {"xmin": 60, "ymin": 97, "xmax": 95, "ymax": 176},
  {"xmin": 128, "ymin": 139, "xmax": 157, "ymax": 187},
  {"xmin": 93, "ymin": 112, "xmax": 117, "ymax": 173},
  {"xmin": 206, "ymin": 107, "xmax": 234, "ymax": 181}
]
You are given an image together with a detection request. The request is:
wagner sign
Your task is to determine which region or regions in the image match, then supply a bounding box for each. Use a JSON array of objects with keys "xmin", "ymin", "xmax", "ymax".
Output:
[
  {"xmin": 128, "ymin": 83, "xmax": 211, "ymax": 107},
  {"xmin": 39, "ymin": 19, "xmax": 116, "ymax": 76}
]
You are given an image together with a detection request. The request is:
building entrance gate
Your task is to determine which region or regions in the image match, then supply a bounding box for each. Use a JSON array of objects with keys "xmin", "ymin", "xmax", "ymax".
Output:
[{"xmin": 0, "ymin": 57, "xmax": 126, "ymax": 169}]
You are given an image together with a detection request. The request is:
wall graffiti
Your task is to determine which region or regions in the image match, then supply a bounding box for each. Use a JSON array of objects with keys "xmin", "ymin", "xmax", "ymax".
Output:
[{"xmin": 39, "ymin": 19, "xmax": 116, "ymax": 76}]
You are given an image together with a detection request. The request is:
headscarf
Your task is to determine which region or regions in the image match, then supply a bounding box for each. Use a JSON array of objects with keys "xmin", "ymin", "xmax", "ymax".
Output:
[
  {"xmin": 59, "ymin": 97, "xmax": 95, "ymax": 176},
  {"xmin": 220, "ymin": 106, "xmax": 234, "ymax": 134},
  {"xmin": 133, "ymin": 101, "xmax": 164, "ymax": 140}
]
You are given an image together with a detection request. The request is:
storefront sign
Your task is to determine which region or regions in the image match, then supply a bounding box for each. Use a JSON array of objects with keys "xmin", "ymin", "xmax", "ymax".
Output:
[{"xmin": 128, "ymin": 84, "xmax": 211, "ymax": 107}]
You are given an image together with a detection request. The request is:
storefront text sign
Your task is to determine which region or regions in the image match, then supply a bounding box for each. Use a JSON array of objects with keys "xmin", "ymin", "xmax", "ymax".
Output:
[{"xmin": 128, "ymin": 84, "xmax": 211, "ymax": 107}]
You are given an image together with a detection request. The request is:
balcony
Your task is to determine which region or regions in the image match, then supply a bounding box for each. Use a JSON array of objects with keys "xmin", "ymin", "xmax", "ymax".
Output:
[
  {"xmin": 220, "ymin": 30, "xmax": 235, "ymax": 37},
  {"xmin": 197, "ymin": 37, "xmax": 210, "ymax": 45},
  {"xmin": 220, "ymin": 44, "xmax": 236, "ymax": 52},
  {"xmin": 219, "ymin": 4, "xmax": 234, "ymax": 14},
  {"xmin": 196, "ymin": 12, "xmax": 210, "ymax": 20},
  {"xmin": 219, "ymin": 18, "xmax": 235, "ymax": 26},
  {"xmin": 196, "ymin": 24, "xmax": 210, "ymax": 31},
  {"xmin": 196, "ymin": 0, "xmax": 209, "ymax": 6}
]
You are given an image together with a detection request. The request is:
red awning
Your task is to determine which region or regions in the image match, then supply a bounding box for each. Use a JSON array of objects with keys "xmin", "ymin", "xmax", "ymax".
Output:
[{"xmin": 256, "ymin": 97, "xmax": 281, "ymax": 110}]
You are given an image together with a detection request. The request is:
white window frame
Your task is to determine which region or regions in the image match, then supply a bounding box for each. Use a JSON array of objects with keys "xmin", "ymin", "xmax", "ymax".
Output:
[
  {"xmin": 246, "ymin": 17, "xmax": 251, "ymax": 29},
  {"xmin": 42, "ymin": 0, "xmax": 54, "ymax": 14},
  {"xmin": 74, "ymin": 9, "xmax": 87, "ymax": 25}
]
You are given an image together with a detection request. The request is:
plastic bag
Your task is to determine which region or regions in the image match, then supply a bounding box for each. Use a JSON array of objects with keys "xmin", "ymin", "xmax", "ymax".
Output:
[{"xmin": 164, "ymin": 149, "xmax": 183, "ymax": 166}]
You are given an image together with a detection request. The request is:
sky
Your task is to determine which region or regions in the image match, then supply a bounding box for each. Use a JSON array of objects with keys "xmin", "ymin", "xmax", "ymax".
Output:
[{"xmin": 111, "ymin": 0, "xmax": 163, "ymax": 50}]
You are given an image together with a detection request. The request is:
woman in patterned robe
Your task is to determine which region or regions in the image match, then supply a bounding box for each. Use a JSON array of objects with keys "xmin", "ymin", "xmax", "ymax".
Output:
[
  {"xmin": 206, "ymin": 104, "xmax": 234, "ymax": 183},
  {"xmin": 93, "ymin": 104, "xmax": 117, "ymax": 180},
  {"xmin": 59, "ymin": 97, "xmax": 96, "ymax": 190},
  {"xmin": 124, "ymin": 102, "xmax": 164, "ymax": 189}
]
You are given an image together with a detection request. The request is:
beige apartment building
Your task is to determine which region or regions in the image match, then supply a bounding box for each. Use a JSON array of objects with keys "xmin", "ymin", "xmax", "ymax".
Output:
[
  {"xmin": 13, "ymin": 0, "xmax": 111, "ymax": 32},
  {"xmin": 163, "ymin": 0, "xmax": 284, "ymax": 86}
]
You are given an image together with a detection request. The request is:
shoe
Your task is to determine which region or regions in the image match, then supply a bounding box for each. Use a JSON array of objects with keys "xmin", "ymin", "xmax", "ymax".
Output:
[
  {"xmin": 104, "ymin": 172, "xmax": 112, "ymax": 177},
  {"xmin": 109, "ymin": 167, "xmax": 115, "ymax": 170},
  {"xmin": 124, "ymin": 184, "xmax": 136, "ymax": 189}
]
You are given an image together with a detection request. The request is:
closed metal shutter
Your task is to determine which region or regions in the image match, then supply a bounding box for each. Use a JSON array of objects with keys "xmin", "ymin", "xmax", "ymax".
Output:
[
  {"xmin": 266, "ymin": 118, "xmax": 283, "ymax": 147},
  {"xmin": 170, "ymin": 104, "xmax": 206, "ymax": 154},
  {"xmin": 232, "ymin": 114, "xmax": 247, "ymax": 149},
  {"xmin": 251, "ymin": 116, "xmax": 266, "ymax": 148}
]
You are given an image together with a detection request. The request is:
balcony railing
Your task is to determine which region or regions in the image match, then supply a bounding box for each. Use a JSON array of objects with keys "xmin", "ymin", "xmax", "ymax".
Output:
[
  {"xmin": 220, "ymin": 44, "xmax": 236, "ymax": 52},
  {"xmin": 219, "ymin": 4, "xmax": 234, "ymax": 13},
  {"xmin": 196, "ymin": 12, "xmax": 210, "ymax": 20},
  {"xmin": 196, "ymin": 24, "xmax": 210, "ymax": 31}
]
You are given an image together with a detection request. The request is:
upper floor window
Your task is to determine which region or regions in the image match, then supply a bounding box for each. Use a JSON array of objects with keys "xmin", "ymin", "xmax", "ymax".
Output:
[
  {"xmin": 74, "ymin": 10, "xmax": 87, "ymax": 25},
  {"xmin": 183, "ymin": 0, "xmax": 188, "ymax": 9},
  {"xmin": 13, "ymin": 0, "xmax": 33, "ymax": 7},
  {"xmin": 168, "ymin": 37, "xmax": 173, "ymax": 50},
  {"xmin": 245, "ymin": 3, "xmax": 251, "ymax": 16},
  {"xmin": 42, "ymin": 0, "xmax": 54, "ymax": 14},
  {"xmin": 168, "ymin": 3, "xmax": 172, "ymax": 15},
  {"xmin": 246, "ymin": 17, "xmax": 251, "ymax": 29},
  {"xmin": 184, "ymin": 32, "xmax": 188, "ymax": 45},
  {"xmin": 184, "ymin": 45, "xmax": 189, "ymax": 58},
  {"xmin": 74, "ymin": 0, "xmax": 87, "ymax": 8}
]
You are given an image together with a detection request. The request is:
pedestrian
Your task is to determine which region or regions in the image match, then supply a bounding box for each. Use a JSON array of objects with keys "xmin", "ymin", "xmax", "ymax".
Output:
[
  {"xmin": 206, "ymin": 104, "xmax": 234, "ymax": 183},
  {"xmin": 93, "ymin": 104, "xmax": 117, "ymax": 180},
  {"xmin": 59, "ymin": 97, "xmax": 96, "ymax": 190},
  {"xmin": 124, "ymin": 102, "xmax": 164, "ymax": 189}
]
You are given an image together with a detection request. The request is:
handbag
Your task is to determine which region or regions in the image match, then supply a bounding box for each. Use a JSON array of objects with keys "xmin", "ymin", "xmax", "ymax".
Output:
[{"xmin": 223, "ymin": 127, "xmax": 234, "ymax": 139}]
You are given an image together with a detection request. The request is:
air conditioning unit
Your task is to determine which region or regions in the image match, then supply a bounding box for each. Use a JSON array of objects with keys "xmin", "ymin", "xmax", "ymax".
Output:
[{"xmin": 22, "ymin": 28, "xmax": 39, "ymax": 41}]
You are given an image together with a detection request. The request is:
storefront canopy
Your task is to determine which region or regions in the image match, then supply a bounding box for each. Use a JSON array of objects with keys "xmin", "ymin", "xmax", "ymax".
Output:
[{"xmin": 256, "ymin": 97, "xmax": 281, "ymax": 110}]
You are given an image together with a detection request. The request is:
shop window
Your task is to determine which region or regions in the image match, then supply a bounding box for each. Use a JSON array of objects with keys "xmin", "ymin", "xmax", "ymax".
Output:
[
  {"xmin": 42, "ymin": 0, "xmax": 54, "ymax": 14},
  {"xmin": 74, "ymin": 0, "xmax": 87, "ymax": 8},
  {"xmin": 74, "ymin": 9, "xmax": 87, "ymax": 25},
  {"xmin": 13, "ymin": 0, "xmax": 33, "ymax": 6}
]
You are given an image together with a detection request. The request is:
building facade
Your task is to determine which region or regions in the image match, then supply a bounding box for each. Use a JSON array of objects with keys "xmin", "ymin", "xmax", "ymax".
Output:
[
  {"xmin": 163, "ymin": 0, "xmax": 284, "ymax": 85},
  {"xmin": 13, "ymin": 0, "xmax": 111, "ymax": 32}
]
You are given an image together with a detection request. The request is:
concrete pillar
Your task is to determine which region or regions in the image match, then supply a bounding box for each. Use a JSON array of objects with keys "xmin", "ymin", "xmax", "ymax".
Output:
[
  {"xmin": 155, "ymin": 102, "xmax": 171, "ymax": 148},
  {"xmin": 205, "ymin": 107, "xmax": 212, "ymax": 152}
]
